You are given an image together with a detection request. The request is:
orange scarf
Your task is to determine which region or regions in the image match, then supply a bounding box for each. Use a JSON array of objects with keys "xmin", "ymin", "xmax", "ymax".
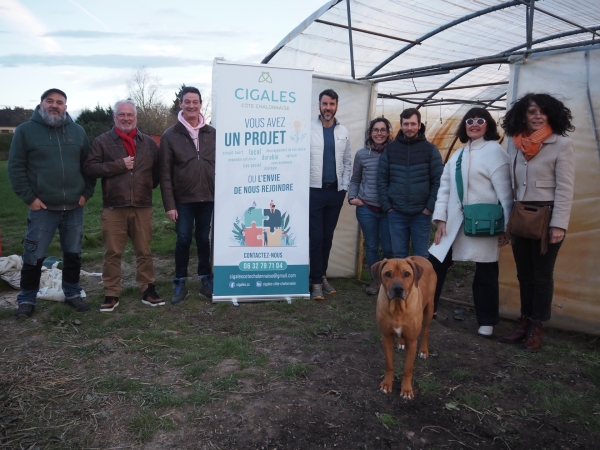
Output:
[{"xmin": 512, "ymin": 124, "xmax": 553, "ymax": 161}]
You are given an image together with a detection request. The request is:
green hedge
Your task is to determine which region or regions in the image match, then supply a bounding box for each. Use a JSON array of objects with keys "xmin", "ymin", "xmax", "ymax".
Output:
[{"xmin": 0, "ymin": 134, "xmax": 12, "ymax": 160}]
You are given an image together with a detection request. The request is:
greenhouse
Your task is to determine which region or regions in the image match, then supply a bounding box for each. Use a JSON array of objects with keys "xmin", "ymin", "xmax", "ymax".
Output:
[{"xmin": 263, "ymin": 0, "xmax": 600, "ymax": 334}]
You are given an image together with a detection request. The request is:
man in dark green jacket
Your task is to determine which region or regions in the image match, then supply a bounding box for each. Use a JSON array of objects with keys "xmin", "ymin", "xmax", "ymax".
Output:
[
  {"xmin": 377, "ymin": 108, "xmax": 443, "ymax": 258},
  {"xmin": 8, "ymin": 88, "xmax": 96, "ymax": 319}
]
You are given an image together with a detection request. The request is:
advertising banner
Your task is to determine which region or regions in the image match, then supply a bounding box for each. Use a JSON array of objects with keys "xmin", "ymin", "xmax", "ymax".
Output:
[{"xmin": 212, "ymin": 60, "xmax": 312, "ymax": 302}]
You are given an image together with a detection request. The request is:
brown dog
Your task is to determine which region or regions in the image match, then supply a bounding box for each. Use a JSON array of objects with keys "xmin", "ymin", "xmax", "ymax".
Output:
[{"xmin": 372, "ymin": 257, "xmax": 436, "ymax": 399}]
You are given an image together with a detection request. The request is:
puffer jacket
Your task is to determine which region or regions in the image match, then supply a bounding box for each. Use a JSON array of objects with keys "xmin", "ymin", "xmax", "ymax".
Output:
[
  {"xmin": 159, "ymin": 121, "xmax": 216, "ymax": 211},
  {"xmin": 348, "ymin": 146, "xmax": 385, "ymax": 207},
  {"xmin": 83, "ymin": 128, "xmax": 159, "ymax": 208},
  {"xmin": 377, "ymin": 124, "xmax": 443, "ymax": 215},
  {"xmin": 8, "ymin": 106, "xmax": 95, "ymax": 210}
]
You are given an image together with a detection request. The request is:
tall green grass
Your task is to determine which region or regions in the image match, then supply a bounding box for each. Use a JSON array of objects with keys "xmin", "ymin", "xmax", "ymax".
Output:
[{"xmin": 0, "ymin": 160, "xmax": 179, "ymax": 264}]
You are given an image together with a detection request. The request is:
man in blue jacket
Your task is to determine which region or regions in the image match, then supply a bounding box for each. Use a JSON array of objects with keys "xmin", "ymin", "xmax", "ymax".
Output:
[
  {"xmin": 8, "ymin": 88, "xmax": 96, "ymax": 319},
  {"xmin": 377, "ymin": 108, "xmax": 443, "ymax": 258}
]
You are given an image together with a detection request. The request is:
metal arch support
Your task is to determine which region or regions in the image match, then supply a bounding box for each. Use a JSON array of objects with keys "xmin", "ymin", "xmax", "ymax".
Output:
[
  {"xmin": 261, "ymin": 0, "xmax": 343, "ymax": 64},
  {"xmin": 526, "ymin": 0, "xmax": 535, "ymax": 51},
  {"xmin": 517, "ymin": 0, "xmax": 600, "ymax": 40},
  {"xmin": 378, "ymin": 26, "xmax": 600, "ymax": 108},
  {"xmin": 504, "ymin": 25, "xmax": 600, "ymax": 54},
  {"xmin": 366, "ymin": 0, "xmax": 523, "ymax": 77},
  {"xmin": 375, "ymin": 26, "xmax": 600, "ymax": 115},
  {"xmin": 414, "ymin": 67, "xmax": 478, "ymax": 110},
  {"xmin": 412, "ymin": 25, "xmax": 600, "ymax": 107},
  {"xmin": 486, "ymin": 92, "xmax": 508, "ymax": 108},
  {"xmin": 368, "ymin": 36, "xmax": 600, "ymax": 83},
  {"xmin": 346, "ymin": 0, "xmax": 355, "ymax": 79},
  {"xmin": 367, "ymin": 25, "xmax": 600, "ymax": 84}
]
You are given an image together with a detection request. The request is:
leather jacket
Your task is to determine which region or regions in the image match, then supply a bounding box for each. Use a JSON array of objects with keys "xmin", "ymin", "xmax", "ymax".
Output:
[
  {"xmin": 84, "ymin": 127, "xmax": 159, "ymax": 208},
  {"xmin": 158, "ymin": 121, "xmax": 216, "ymax": 211}
]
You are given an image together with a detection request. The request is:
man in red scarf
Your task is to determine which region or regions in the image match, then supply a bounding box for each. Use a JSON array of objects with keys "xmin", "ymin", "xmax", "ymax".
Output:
[{"xmin": 84, "ymin": 99, "xmax": 164, "ymax": 311}]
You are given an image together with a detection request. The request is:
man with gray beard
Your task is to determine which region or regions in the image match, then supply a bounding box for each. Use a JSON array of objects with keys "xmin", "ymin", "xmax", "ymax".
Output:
[{"xmin": 8, "ymin": 88, "xmax": 96, "ymax": 319}]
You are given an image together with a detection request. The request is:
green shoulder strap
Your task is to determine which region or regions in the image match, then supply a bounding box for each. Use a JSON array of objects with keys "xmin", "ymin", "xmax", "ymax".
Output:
[{"xmin": 456, "ymin": 148, "xmax": 465, "ymax": 205}]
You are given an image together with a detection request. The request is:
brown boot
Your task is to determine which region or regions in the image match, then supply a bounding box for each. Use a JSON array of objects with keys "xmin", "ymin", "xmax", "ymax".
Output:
[
  {"xmin": 524, "ymin": 320, "xmax": 543, "ymax": 352},
  {"xmin": 499, "ymin": 316, "xmax": 531, "ymax": 344}
]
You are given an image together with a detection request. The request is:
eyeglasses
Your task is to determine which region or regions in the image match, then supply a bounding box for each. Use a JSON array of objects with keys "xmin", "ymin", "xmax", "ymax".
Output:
[
  {"xmin": 372, "ymin": 128, "xmax": 389, "ymax": 134},
  {"xmin": 466, "ymin": 118, "xmax": 486, "ymax": 126},
  {"xmin": 117, "ymin": 113, "xmax": 135, "ymax": 119}
]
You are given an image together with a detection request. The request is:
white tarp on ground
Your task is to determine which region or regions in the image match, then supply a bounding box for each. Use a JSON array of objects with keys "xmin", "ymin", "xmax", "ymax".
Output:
[
  {"xmin": 311, "ymin": 76, "xmax": 376, "ymax": 278},
  {"xmin": 0, "ymin": 255, "xmax": 96, "ymax": 306},
  {"xmin": 499, "ymin": 45, "xmax": 600, "ymax": 335}
]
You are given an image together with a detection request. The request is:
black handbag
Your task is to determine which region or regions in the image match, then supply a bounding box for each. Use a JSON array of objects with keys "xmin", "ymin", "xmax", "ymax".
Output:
[{"xmin": 456, "ymin": 148, "xmax": 504, "ymax": 237}]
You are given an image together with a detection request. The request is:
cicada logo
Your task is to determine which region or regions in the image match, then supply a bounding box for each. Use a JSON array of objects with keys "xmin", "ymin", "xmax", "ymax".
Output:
[
  {"xmin": 258, "ymin": 72, "xmax": 272, "ymax": 83},
  {"xmin": 256, "ymin": 281, "xmax": 262, "ymax": 287},
  {"xmin": 229, "ymin": 282, "xmax": 235, "ymax": 288}
]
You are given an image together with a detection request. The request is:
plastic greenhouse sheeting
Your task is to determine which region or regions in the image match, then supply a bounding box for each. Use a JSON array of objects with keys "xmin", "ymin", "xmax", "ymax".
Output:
[{"xmin": 265, "ymin": 0, "xmax": 600, "ymax": 149}]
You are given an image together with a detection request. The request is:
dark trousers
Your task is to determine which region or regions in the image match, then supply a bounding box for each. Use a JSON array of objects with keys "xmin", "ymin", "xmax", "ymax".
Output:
[
  {"xmin": 174, "ymin": 202, "xmax": 214, "ymax": 280},
  {"xmin": 309, "ymin": 187, "xmax": 345, "ymax": 285},
  {"xmin": 428, "ymin": 248, "xmax": 500, "ymax": 326},
  {"xmin": 511, "ymin": 236, "xmax": 562, "ymax": 322}
]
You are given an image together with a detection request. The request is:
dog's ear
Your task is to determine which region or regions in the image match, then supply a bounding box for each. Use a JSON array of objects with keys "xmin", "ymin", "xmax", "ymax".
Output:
[
  {"xmin": 407, "ymin": 258, "xmax": 424, "ymax": 288},
  {"xmin": 371, "ymin": 259, "xmax": 387, "ymax": 285}
]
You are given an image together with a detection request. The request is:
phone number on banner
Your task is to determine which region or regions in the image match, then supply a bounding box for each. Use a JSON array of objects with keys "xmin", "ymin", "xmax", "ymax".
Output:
[{"xmin": 239, "ymin": 261, "xmax": 287, "ymax": 271}]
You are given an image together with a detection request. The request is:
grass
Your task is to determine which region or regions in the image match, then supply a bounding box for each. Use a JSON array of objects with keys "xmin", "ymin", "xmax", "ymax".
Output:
[
  {"xmin": 96, "ymin": 376, "xmax": 184, "ymax": 408},
  {"xmin": 283, "ymin": 363, "xmax": 313, "ymax": 379},
  {"xmin": 416, "ymin": 374, "xmax": 444, "ymax": 396},
  {"xmin": 127, "ymin": 410, "xmax": 177, "ymax": 442},
  {"xmin": 457, "ymin": 391, "xmax": 486, "ymax": 409},
  {"xmin": 379, "ymin": 413, "xmax": 404, "ymax": 428},
  {"xmin": 0, "ymin": 160, "xmax": 178, "ymax": 261},
  {"xmin": 542, "ymin": 393, "xmax": 600, "ymax": 430},
  {"xmin": 450, "ymin": 368, "xmax": 471, "ymax": 381}
]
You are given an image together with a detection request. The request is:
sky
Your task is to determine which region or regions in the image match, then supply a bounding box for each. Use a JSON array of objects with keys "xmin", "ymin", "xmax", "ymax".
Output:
[{"xmin": 0, "ymin": 0, "xmax": 329, "ymax": 115}]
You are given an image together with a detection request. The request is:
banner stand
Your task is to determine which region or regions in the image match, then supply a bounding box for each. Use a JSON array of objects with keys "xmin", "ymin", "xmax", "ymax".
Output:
[{"xmin": 212, "ymin": 59, "xmax": 313, "ymax": 303}]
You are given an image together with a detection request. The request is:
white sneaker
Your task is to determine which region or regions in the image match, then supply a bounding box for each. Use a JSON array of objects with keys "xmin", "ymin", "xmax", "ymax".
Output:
[{"xmin": 478, "ymin": 325, "xmax": 493, "ymax": 337}]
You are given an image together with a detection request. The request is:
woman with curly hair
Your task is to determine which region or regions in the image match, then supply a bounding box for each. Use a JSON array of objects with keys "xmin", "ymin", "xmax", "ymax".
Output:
[
  {"xmin": 499, "ymin": 93, "xmax": 575, "ymax": 351},
  {"xmin": 429, "ymin": 108, "xmax": 513, "ymax": 337},
  {"xmin": 348, "ymin": 117, "xmax": 394, "ymax": 295}
]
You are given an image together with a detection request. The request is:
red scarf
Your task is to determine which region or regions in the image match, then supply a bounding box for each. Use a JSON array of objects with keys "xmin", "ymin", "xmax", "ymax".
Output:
[
  {"xmin": 512, "ymin": 124, "xmax": 553, "ymax": 161},
  {"xmin": 114, "ymin": 126, "xmax": 137, "ymax": 157}
]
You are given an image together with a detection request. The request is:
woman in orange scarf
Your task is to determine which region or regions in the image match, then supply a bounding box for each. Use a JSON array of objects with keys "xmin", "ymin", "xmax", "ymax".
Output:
[{"xmin": 500, "ymin": 93, "xmax": 575, "ymax": 351}]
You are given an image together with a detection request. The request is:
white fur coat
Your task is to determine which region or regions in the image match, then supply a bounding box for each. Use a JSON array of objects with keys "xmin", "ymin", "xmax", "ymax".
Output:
[{"xmin": 429, "ymin": 138, "xmax": 513, "ymax": 263}]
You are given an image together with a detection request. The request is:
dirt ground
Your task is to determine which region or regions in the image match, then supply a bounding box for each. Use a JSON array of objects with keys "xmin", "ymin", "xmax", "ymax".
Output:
[{"xmin": 1, "ymin": 259, "xmax": 599, "ymax": 449}]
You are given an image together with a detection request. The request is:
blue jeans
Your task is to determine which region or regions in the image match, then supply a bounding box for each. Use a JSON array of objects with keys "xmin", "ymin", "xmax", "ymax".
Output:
[
  {"xmin": 356, "ymin": 205, "xmax": 393, "ymax": 279},
  {"xmin": 388, "ymin": 210, "xmax": 432, "ymax": 258},
  {"xmin": 18, "ymin": 207, "xmax": 84, "ymax": 305},
  {"xmin": 174, "ymin": 202, "xmax": 214, "ymax": 281},
  {"xmin": 309, "ymin": 187, "xmax": 346, "ymax": 284}
]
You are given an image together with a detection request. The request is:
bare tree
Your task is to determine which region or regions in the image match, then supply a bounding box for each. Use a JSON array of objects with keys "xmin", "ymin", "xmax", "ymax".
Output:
[
  {"xmin": 201, "ymin": 99, "xmax": 212, "ymax": 124},
  {"xmin": 127, "ymin": 67, "xmax": 175, "ymax": 135}
]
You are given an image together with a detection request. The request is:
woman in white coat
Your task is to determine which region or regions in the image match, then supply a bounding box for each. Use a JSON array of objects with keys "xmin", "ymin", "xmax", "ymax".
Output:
[{"xmin": 428, "ymin": 108, "xmax": 513, "ymax": 337}]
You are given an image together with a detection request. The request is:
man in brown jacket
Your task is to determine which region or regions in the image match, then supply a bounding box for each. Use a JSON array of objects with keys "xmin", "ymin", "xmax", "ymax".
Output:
[
  {"xmin": 84, "ymin": 99, "xmax": 164, "ymax": 311},
  {"xmin": 159, "ymin": 86, "xmax": 215, "ymax": 304}
]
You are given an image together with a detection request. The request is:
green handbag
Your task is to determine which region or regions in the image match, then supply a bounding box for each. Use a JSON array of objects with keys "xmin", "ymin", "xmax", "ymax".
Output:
[{"xmin": 456, "ymin": 148, "xmax": 504, "ymax": 237}]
